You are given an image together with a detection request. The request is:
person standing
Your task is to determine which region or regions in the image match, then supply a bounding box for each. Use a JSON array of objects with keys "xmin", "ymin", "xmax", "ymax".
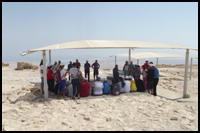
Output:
[
  {"xmin": 55, "ymin": 60, "xmax": 61, "ymax": 71},
  {"xmin": 57, "ymin": 63, "xmax": 67, "ymax": 99},
  {"xmin": 68, "ymin": 61, "xmax": 73, "ymax": 80},
  {"xmin": 52, "ymin": 61, "xmax": 57, "ymax": 73},
  {"xmin": 145, "ymin": 64, "xmax": 154, "ymax": 95},
  {"xmin": 142, "ymin": 59, "xmax": 149, "ymax": 70},
  {"xmin": 91, "ymin": 60, "xmax": 100, "ymax": 81},
  {"xmin": 39, "ymin": 59, "xmax": 44, "ymax": 94},
  {"xmin": 75, "ymin": 59, "xmax": 81, "ymax": 69},
  {"xmin": 128, "ymin": 61, "xmax": 135, "ymax": 76},
  {"xmin": 123, "ymin": 61, "xmax": 129, "ymax": 78},
  {"xmin": 152, "ymin": 64, "xmax": 159, "ymax": 96},
  {"xmin": 142, "ymin": 66, "xmax": 147, "ymax": 91},
  {"xmin": 84, "ymin": 60, "xmax": 90, "ymax": 82},
  {"xmin": 113, "ymin": 64, "xmax": 119, "ymax": 82},
  {"xmin": 69, "ymin": 62, "xmax": 81, "ymax": 99},
  {"xmin": 135, "ymin": 65, "xmax": 141, "ymax": 80},
  {"xmin": 47, "ymin": 63, "xmax": 54, "ymax": 97}
]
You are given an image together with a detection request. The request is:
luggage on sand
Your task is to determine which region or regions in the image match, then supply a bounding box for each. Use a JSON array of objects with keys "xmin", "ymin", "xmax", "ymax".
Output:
[
  {"xmin": 135, "ymin": 79, "xmax": 145, "ymax": 92},
  {"xmin": 130, "ymin": 80, "xmax": 137, "ymax": 91}
]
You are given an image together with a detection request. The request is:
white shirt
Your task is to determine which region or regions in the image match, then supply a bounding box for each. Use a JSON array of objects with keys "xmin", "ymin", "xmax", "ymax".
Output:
[
  {"xmin": 70, "ymin": 68, "xmax": 79, "ymax": 79},
  {"xmin": 142, "ymin": 71, "xmax": 146, "ymax": 78},
  {"xmin": 60, "ymin": 69, "xmax": 66, "ymax": 80},
  {"xmin": 40, "ymin": 65, "xmax": 43, "ymax": 77},
  {"xmin": 67, "ymin": 84, "xmax": 73, "ymax": 97},
  {"xmin": 124, "ymin": 80, "xmax": 130, "ymax": 93},
  {"xmin": 93, "ymin": 81, "xmax": 103, "ymax": 95}
]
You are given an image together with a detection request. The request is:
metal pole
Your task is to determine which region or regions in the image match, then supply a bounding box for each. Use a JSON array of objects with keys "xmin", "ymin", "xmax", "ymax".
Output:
[
  {"xmin": 156, "ymin": 57, "xmax": 158, "ymax": 65},
  {"xmin": 190, "ymin": 58, "xmax": 193, "ymax": 80},
  {"xmin": 137, "ymin": 59, "xmax": 139, "ymax": 65},
  {"xmin": 43, "ymin": 50, "xmax": 48, "ymax": 100},
  {"xmin": 183, "ymin": 49, "xmax": 189, "ymax": 98},
  {"xmin": 129, "ymin": 48, "xmax": 131, "ymax": 63},
  {"xmin": 115, "ymin": 56, "xmax": 116, "ymax": 65},
  {"xmin": 49, "ymin": 50, "xmax": 51, "ymax": 64}
]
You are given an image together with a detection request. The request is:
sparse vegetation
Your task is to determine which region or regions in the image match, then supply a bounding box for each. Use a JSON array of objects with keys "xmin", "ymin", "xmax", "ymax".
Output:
[
  {"xmin": 16, "ymin": 62, "xmax": 38, "ymax": 70},
  {"xmin": 2, "ymin": 62, "xmax": 9, "ymax": 67}
]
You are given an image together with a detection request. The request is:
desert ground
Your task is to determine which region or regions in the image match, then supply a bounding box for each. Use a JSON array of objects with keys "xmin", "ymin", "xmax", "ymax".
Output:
[{"xmin": 2, "ymin": 64, "xmax": 198, "ymax": 131}]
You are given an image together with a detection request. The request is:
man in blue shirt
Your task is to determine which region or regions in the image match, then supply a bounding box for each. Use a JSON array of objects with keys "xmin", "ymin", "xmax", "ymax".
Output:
[
  {"xmin": 103, "ymin": 78, "xmax": 110, "ymax": 94},
  {"xmin": 152, "ymin": 64, "xmax": 159, "ymax": 96}
]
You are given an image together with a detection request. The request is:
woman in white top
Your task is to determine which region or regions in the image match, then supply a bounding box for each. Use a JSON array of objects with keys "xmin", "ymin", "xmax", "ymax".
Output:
[
  {"xmin": 124, "ymin": 76, "xmax": 131, "ymax": 93},
  {"xmin": 57, "ymin": 63, "xmax": 67, "ymax": 99},
  {"xmin": 39, "ymin": 59, "xmax": 44, "ymax": 94},
  {"xmin": 91, "ymin": 77, "xmax": 103, "ymax": 96},
  {"xmin": 69, "ymin": 63, "xmax": 82, "ymax": 99}
]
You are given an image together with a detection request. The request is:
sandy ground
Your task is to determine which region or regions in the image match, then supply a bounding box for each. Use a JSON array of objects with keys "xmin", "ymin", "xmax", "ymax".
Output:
[{"xmin": 2, "ymin": 64, "xmax": 198, "ymax": 131}]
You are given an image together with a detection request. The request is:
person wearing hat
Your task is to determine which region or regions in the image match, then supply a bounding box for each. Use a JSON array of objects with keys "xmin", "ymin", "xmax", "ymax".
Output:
[
  {"xmin": 124, "ymin": 76, "xmax": 131, "ymax": 93},
  {"xmin": 135, "ymin": 65, "xmax": 141, "ymax": 80},
  {"xmin": 80, "ymin": 78, "xmax": 90, "ymax": 97},
  {"xmin": 47, "ymin": 63, "xmax": 54, "ymax": 97},
  {"xmin": 103, "ymin": 78, "xmax": 110, "ymax": 94},
  {"xmin": 145, "ymin": 63, "xmax": 154, "ymax": 95},
  {"xmin": 91, "ymin": 77, "xmax": 103, "ymax": 96},
  {"xmin": 128, "ymin": 60, "xmax": 135, "ymax": 76},
  {"xmin": 142, "ymin": 59, "xmax": 149, "ymax": 70},
  {"xmin": 57, "ymin": 63, "xmax": 67, "ymax": 99}
]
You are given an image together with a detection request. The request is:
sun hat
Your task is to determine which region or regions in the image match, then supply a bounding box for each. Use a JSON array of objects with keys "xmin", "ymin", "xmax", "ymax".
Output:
[
  {"xmin": 145, "ymin": 59, "xmax": 149, "ymax": 61},
  {"xmin": 149, "ymin": 64, "xmax": 153, "ymax": 67},
  {"xmin": 125, "ymin": 76, "xmax": 129, "ymax": 79},
  {"xmin": 60, "ymin": 63, "xmax": 65, "ymax": 66},
  {"xmin": 47, "ymin": 63, "xmax": 52, "ymax": 67},
  {"xmin": 97, "ymin": 77, "xmax": 101, "ymax": 80},
  {"xmin": 104, "ymin": 78, "xmax": 107, "ymax": 81},
  {"xmin": 129, "ymin": 76, "xmax": 132, "ymax": 79}
]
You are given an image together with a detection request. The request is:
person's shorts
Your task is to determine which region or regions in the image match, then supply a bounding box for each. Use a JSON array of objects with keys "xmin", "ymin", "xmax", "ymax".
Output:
[
  {"xmin": 147, "ymin": 81, "xmax": 154, "ymax": 90},
  {"xmin": 41, "ymin": 77, "xmax": 44, "ymax": 87},
  {"xmin": 124, "ymin": 70, "xmax": 128, "ymax": 74},
  {"xmin": 94, "ymin": 70, "xmax": 99, "ymax": 76},
  {"xmin": 58, "ymin": 80, "xmax": 66, "ymax": 92}
]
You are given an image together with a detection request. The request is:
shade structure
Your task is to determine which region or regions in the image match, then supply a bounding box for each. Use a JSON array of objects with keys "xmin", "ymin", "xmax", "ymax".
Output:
[
  {"xmin": 19, "ymin": 40, "xmax": 198, "ymax": 100},
  {"xmin": 20, "ymin": 40, "xmax": 198, "ymax": 56},
  {"xmin": 110, "ymin": 52, "xmax": 186, "ymax": 59}
]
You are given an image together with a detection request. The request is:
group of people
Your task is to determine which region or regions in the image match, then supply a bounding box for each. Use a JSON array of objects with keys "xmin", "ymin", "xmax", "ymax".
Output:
[
  {"xmin": 39, "ymin": 58, "xmax": 159, "ymax": 100},
  {"xmin": 112, "ymin": 59, "xmax": 159, "ymax": 96},
  {"xmin": 39, "ymin": 59, "xmax": 101, "ymax": 99}
]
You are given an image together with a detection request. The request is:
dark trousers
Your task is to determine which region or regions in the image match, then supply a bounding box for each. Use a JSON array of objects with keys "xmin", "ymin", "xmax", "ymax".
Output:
[
  {"xmin": 72, "ymin": 79, "xmax": 80, "ymax": 96},
  {"xmin": 47, "ymin": 79, "xmax": 54, "ymax": 92},
  {"xmin": 54, "ymin": 81, "xmax": 58, "ymax": 94},
  {"xmin": 85, "ymin": 70, "xmax": 90, "ymax": 82},
  {"xmin": 153, "ymin": 78, "xmax": 159, "ymax": 96},
  {"xmin": 69, "ymin": 75, "xmax": 70, "ymax": 81}
]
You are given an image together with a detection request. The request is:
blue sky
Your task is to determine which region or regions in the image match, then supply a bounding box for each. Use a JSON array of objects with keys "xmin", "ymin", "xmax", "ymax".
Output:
[{"xmin": 2, "ymin": 2, "xmax": 198, "ymax": 63}]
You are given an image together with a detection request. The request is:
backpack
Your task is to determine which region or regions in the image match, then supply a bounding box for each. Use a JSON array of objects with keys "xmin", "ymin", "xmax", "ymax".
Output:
[
  {"xmin": 53, "ymin": 69, "xmax": 62, "ymax": 82},
  {"xmin": 111, "ymin": 84, "xmax": 120, "ymax": 95}
]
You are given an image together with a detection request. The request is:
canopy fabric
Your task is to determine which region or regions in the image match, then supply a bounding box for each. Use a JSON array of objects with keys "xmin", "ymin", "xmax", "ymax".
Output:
[
  {"xmin": 20, "ymin": 40, "xmax": 198, "ymax": 56},
  {"xmin": 111, "ymin": 52, "xmax": 187, "ymax": 59}
]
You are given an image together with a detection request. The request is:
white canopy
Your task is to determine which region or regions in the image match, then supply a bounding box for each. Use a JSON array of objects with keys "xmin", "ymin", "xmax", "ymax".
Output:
[
  {"xmin": 110, "ymin": 52, "xmax": 186, "ymax": 59},
  {"xmin": 20, "ymin": 40, "xmax": 198, "ymax": 56},
  {"xmin": 19, "ymin": 40, "xmax": 198, "ymax": 100}
]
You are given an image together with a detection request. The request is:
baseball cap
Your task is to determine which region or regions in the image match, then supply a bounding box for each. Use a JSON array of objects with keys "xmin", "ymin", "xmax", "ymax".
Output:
[
  {"xmin": 145, "ymin": 59, "xmax": 148, "ymax": 61},
  {"xmin": 97, "ymin": 77, "xmax": 101, "ymax": 80},
  {"xmin": 47, "ymin": 63, "xmax": 52, "ymax": 67},
  {"xmin": 60, "ymin": 63, "xmax": 65, "ymax": 66},
  {"xmin": 129, "ymin": 76, "xmax": 132, "ymax": 79},
  {"xmin": 104, "ymin": 78, "xmax": 107, "ymax": 81},
  {"xmin": 149, "ymin": 64, "xmax": 153, "ymax": 67}
]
